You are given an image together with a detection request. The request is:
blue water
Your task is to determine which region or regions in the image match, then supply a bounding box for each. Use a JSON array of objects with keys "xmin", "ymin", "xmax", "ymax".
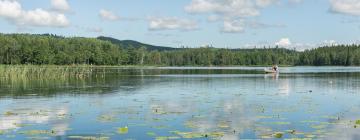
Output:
[{"xmin": 1, "ymin": 67, "xmax": 360, "ymax": 139}]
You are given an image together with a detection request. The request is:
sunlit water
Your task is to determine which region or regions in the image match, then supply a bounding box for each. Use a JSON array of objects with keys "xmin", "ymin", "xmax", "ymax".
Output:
[{"xmin": 1, "ymin": 67, "xmax": 360, "ymax": 140}]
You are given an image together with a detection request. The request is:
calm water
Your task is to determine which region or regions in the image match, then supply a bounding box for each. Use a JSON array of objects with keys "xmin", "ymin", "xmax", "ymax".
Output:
[{"xmin": 1, "ymin": 67, "xmax": 360, "ymax": 140}]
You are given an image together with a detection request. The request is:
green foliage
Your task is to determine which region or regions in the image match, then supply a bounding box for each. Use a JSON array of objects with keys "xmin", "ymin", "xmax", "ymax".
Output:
[{"xmin": 1, "ymin": 33, "xmax": 360, "ymax": 66}]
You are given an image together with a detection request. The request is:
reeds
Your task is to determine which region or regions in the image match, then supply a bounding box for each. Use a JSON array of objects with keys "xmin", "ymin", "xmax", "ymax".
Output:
[{"xmin": 0, "ymin": 65, "xmax": 95, "ymax": 80}]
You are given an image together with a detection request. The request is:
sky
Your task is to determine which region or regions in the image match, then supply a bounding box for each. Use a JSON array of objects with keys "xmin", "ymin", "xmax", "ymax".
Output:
[{"xmin": 0, "ymin": 0, "xmax": 360, "ymax": 50}]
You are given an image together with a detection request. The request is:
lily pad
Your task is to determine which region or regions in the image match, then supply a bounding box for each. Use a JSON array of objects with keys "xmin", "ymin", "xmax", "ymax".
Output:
[
  {"xmin": 118, "ymin": 126, "xmax": 128, "ymax": 134},
  {"xmin": 68, "ymin": 135, "xmax": 110, "ymax": 140},
  {"xmin": 184, "ymin": 121, "xmax": 198, "ymax": 129},
  {"xmin": 155, "ymin": 136, "xmax": 180, "ymax": 140},
  {"xmin": 356, "ymin": 120, "xmax": 360, "ymax": 125},
  {"xmin": 217, "ymin": 122, "xmax": 230, "ymax": 129},
  {"xmin": 171, "ymin": 131, "xmax": 224, "ymax": 139},
  {"xmin": 147, "ymin": 132, "xmax": 156, "ymax": 136},
  {"xmin": 18, "ymin": 130, "xmax": 55, "ymax": 136},
  {"xmin": 97, "ymin": 115, "xmax": 117, "ymax": 123},
  {"xmin": 273, "ymin": 132, "xmax": 283, "ymax": 138},
  {"xmin": 4, "ymin": 111, "xmax": 17, "ymax": 116}
]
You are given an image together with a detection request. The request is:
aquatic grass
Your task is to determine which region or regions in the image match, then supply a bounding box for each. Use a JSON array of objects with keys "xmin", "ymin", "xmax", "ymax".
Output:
[{"xmin": 0, "ymin": 65, "xmax": 96, "ymax": 80}]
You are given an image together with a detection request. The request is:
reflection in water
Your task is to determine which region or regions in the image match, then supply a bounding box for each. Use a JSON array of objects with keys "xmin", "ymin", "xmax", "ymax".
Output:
[{"xmin": 0, "ymin": 67, "xmax": 360, "ymax": 139}]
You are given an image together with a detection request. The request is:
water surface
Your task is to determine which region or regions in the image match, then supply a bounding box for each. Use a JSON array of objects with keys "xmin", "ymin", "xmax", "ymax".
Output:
[{"xmin": 1, "ymin": 67, "xmax": 360, "ymax": 140}]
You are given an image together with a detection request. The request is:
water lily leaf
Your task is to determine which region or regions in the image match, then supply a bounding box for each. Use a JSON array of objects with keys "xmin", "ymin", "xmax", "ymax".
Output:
[
  {"xmin": 155, "ymin": 136, "xmax": 180, "ymax": 140},
  {"xmin": 184, "ymin": 121, "xmax": 198, "ymax": 129},
  {"xmin": 68, "ymin": 135, "xmax": 110, "ymax": 140},
  {"xmin": 18, "ymin": 130, "xmax": 55, "ymax": 136},
  {"xmin": 171, "ymin": 131, "xmax": 224, "ymax": 139},
  {"xmin": 117, "ymin": 126, "xmax": 128, "ymax": 134},
  {"xmin": 356, "ymin": 120, "xmax": 360, "ymax": 125},
  {"xmin": 4, "ymin": 111, "xmax": 17, "ymax": 116},
  {"xmin": 273, "ymin": 132, "xmax": 283, "ymax": 138},
  {"xmin": 310, "ymin": 124, "xmax": 326, "ymax": 129},
  {"xmin": 147, "ymin": 132, "xmax": 156, "ymax": 136},
  {"xmin": 97, "ymin": 114, "xmax": 117, "ymax": 123},
  {"xmin": 217, "ymin": 122, "xmax": 230, "ymax": 129}
]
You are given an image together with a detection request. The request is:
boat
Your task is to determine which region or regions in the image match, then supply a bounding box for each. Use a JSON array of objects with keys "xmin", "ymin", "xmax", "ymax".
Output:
[{"xmin": 264, "ymin": 68, "xmax": 279, "ymax": 73}]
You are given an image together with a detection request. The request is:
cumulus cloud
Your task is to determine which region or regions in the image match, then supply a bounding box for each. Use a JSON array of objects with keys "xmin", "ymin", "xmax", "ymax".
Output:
[
  {"xmin": 222, "ymin": 19, "xmax": 245, "ymax": 33},
  {"xmin": 99, "ymin": 9, "xmax": 119, "ymax": 21},
  {"xmin": 0, "ymin": 0, "xmax": 70, "ymax": 27},
  {"xmin": 148, "ymin": 17, "xmax": 198, "ymax": 31},
  {"xmin": 185, "ymin": 0, "xmax": 280, "ymax": 33},
  {"xmin": 0, "ymin": 0, "xmax": 22, "ymax": 19},
  {"xmin": 51, "ymin": 0, "xmax": 70, "ymax": 12},
  {"xmin": 321, "ymin": 40, "xmax": 338, "ymax": 46},
  {"xmin": 222, "ymin": 19, "xmax": 285, "ymax": 33},
  {"xmin": 185, "ymin": 0, "xmax": 265, "ymax": 18},
  {"xmin": 275, "ymin": 38, "xmax": 292, "ymax": 47},
  {"xmin": 330, "ymin": 0, "xmax": 360, "ymax": 16}
]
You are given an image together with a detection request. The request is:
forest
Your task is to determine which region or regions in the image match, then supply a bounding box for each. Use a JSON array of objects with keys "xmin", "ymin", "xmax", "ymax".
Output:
[{"xmin": 1, "ymin": 33, "xmax": 360, "ymax": 66}]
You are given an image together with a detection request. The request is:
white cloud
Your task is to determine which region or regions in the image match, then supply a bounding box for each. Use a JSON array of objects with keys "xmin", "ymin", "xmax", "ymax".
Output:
[
  {"xmin": 99, "ymin": 9, "xmax": 119, "ymax": 21},
  {"xmin": 330, "ymin": 0, "xmax": 360, "ymax": 16},
  {"xmin": 322, "ymin": 40, "xmax": 338, "ymax": 46},
  {"xmin": 185, "ymin": 0, "xmax": 279, "ymax": 33},
  {"xmin": 256, "ymin": 0, "xmax": 278, "ymax": 7},
  {"xmin": 20, "ymin": 9, "xmax": 69, "ymax": 27},
  {"xmin": 0, "ymin": 0, "xmax": 22, "ymax": 19},
  {"xmin": 222, "ymin": 19, "xmax": 245, "ymax": 33},
  {"xmin": 275, "ymin": 38, "xmax": 292, "ymax": 47},
  {"xmin": 185, "ymin": 0, "xmax": 264, "ymax": 18},
  {"xmin": 0, "ymin": 0, "xmax": 70, "ymax": 27},
  {"xmin": 51, "ymin": 0, "xmax": 70, "ymax": 12},
  {"xmin": 148, "ymin": 17, "xmax": 198, "ymax": 31},
  {"xmin": 222, "ymin": 19, "xmax": 285, "ymax": 33}
]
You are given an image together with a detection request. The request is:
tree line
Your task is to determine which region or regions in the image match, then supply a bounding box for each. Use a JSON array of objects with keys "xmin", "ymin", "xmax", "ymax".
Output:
[{"xmin": 0, "ymin": 33, "xmax": 359, "ymax": 66}]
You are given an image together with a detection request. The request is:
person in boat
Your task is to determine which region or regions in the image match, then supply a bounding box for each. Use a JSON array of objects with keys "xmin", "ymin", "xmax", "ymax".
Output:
[
  {"xmin": 273, "ymin": 65, "xmax": 278, "ymax": 71},
  {"xmin": 272, "ymin": 64, "xmax": 278, "ymax": 72}
]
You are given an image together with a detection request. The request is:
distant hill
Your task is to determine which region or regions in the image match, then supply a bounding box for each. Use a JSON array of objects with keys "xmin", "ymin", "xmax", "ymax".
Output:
[{"xmin": 97, "ymin": 36, "xmax": 179, "ymax": 51}]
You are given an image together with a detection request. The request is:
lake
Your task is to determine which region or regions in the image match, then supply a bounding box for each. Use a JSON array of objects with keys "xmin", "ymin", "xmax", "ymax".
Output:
[{"xmin": 1, "ymin": 66, "xmax": 360, "ymax": 140}]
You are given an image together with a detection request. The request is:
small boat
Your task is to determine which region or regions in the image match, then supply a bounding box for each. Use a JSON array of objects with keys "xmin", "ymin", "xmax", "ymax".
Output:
[{"xmin": 264, "ymin": 68, "xmax": 279, "ymax": 73}]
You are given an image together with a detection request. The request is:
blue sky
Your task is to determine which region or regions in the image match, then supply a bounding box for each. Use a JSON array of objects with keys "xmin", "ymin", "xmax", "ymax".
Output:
[{"xmin": 0, "ymin": 0, "xmax": 360, "ymax": 50}]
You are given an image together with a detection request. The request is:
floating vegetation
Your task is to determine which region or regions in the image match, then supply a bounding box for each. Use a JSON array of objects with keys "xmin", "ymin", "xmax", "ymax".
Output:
[
  {"xmin": 4, "ymin": 111, "xmax": 17, "ymax": 116},
  {"xmin": 273, "ymin": 132, "xmax": 283, "ymax": 138},
  {"xmin": 184, "ymin": 121, "xmax": 198, "ymax": 129},
  {"xmin": 26, "ymin": 136, "xmax": 50, "ymax": 140},
  {"xmin": 310, "ymin": 124, "xmax": 327, "ymax": 129},
  {"xmin": 155, "ymin": 136, "xmax": 181, "ymax": 140},
  {"xmin": 18, "ymin": 130, "xmax": 56, "ymax": 136},
  {"xmin": 285, "ymin": 130, "xmax": 296, "ymax": 135},
  {"xmin": 67, "ymin": 135, "xmax": 110, "ymax": 140},
  {"xmin": 262, "ymin": 121, "xmax": 291, "ymax": 125},
  {"xmin": 97, "ymin": 114, "xmax": 117, "ymax": 123},
  {"xmin": 356, "ymin": 120, "xmax": 360, "ymax": 125},
  {"xmin": 152, "ymin": 125, "xmax": 169, "ymax": 129},
  {"xmin": 171, "ymin": 131, "xmax": 224, "ymax": 139},
  {"xmin": 118, "ymin": 126, "xmax": 129, "ymax": 134},
  {"xmin": 304, "ymin": 134, "xmax": 316, "ymax": 138},
  {"xmin": 146, "ymin": 132, "xmax": 156, "ymax": 137},
  {"xmin": 217, "ymin": 122, "xmax": 230, "ymax": 129}
]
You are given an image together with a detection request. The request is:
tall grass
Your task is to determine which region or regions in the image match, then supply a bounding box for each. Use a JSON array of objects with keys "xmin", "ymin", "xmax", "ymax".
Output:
[{"xmin": 0, "ymin": 65, "xmax": 96, "ymax": 80}]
